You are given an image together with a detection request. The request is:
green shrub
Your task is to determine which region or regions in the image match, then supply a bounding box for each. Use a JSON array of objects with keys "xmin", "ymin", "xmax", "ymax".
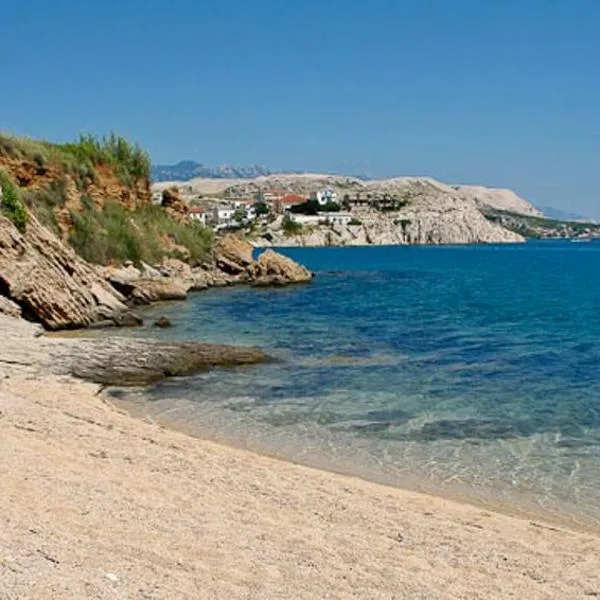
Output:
[
  {"xmin": 290, "ymin": 199, "xmax": 341, "ymax": 215},
  {"xmin": 282, "ymin": 214, "xmax": 303, "ymax": 236},
  {"xmin": 22, "ymin": 178, "xmax": 71, "ymax": 236},
  {"xmin": 68, "ymin": 201, "xmax": 213, "ymax": 266},
  {"xmin": 0, "ymin": 169, "xmax": 29, "ymax": 232}
]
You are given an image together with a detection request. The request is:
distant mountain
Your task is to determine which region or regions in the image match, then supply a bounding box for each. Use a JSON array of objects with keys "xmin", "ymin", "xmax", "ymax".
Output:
[
  {"xmin": 151, "ymin": 161, "xmax": 272, "ymax": 182},
  {"xmin": 536, "ymin": 205, "xmax": 592, "ymax": 222}
]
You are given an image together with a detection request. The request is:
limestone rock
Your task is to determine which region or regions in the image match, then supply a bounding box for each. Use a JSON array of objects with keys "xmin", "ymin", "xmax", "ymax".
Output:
[
  {"xmin": 0, "ymin": 295, "xmax": 22, "ymax": 319},
  {"xmin": 0, "ymin": 215, "xmax": 128, "ymax": 330},
  {"xmin": 161, "ymin": 187, "xmax": 188, "ymax": 221},
  {"xmin": 251, "ymin": 249, "xmax": 313, "ymax": 286},
  {"xmin": 109, "ymin": 278, "xmax": 189, "ymax": 305},
  {"xmin": 214, "ymin": 234, "xmax": 254, "ymax": 274}
]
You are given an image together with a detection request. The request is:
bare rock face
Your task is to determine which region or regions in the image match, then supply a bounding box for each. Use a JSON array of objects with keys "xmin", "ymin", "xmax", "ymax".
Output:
[
  {"xmin": 251, "ymin": 250, "xmax": 313, "ymax": 286},
  {"xmin": 161, "ymin": 187, "xmax": 188, "ymax": 221},
  {"xmin": 214, "ymin": 234, "xmax": 255, "ymax": 274},
  {"xmin": 0, "ymin": 295, "xmax": 22, "ymax": 318},
  {"xmin": 214, "ymin": 234, "xmax": 312, "ymax": 285},
  {"xmin": 0, "ymin": 215, "xmax": 129, "ymax": 330},
  {"xmin": 107, "ymin": 277, "xmax": 189, "ymax": 305}
]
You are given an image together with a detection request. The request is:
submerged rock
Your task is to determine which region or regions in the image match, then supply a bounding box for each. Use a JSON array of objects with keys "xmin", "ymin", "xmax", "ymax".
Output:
[
  {"xmin": 69, "ymin": 339, "xmax": 271, "ymax": 386},
  {"xmin": 154, "ymin": 316, "xmax": 172, "ymax": 328}
]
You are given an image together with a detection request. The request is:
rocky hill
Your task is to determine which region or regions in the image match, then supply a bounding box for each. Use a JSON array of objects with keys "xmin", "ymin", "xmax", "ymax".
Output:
[
  {"xmin": 152, "ymin": 161, "xmax": 272, "ymax": 182},
  {"xmin": 159, "ymin": 173, "xmax": 531, "ymax": 246},
  {"xmin": 454, "ymin": 185, "xmax": 543, "ymax": 217}
]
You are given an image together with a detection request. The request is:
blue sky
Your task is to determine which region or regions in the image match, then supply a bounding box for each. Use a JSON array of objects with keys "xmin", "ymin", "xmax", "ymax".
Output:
[{"xmin": 1, "ymin": 0, "xmax": 599, "ymax": 215}]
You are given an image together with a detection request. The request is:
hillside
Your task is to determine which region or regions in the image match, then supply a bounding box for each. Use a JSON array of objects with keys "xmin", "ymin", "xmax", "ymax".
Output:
[
  {"xmin": 152, "ymin": 161, "xmax": 272, "ymax": 182},
  {"xmin": 154, "ymin": 173, "xmax": 531, "ymax": 246},
  {"xmin": 0, "ymin": 134, "xmax": 212, "ymax": 328},
  {"xmin": 454, "ymin": 185, "xmax": 543, "ymax": 217}
]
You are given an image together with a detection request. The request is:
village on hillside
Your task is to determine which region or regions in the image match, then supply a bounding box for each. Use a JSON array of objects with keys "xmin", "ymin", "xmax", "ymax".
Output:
[{"xmin": 153, "ymin": 184, "xmax": 410, "ymax": 233}]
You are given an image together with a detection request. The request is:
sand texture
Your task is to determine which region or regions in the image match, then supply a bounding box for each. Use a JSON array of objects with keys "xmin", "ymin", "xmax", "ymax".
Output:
[{"xmin": 1, "ymin": 316, "xmax": 600, "ymax": 599}]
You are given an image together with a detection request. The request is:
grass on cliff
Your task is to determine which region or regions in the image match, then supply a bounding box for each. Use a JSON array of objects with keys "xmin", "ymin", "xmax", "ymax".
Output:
[
  {"xmin": 0, "ymin": 169, "xmax": 29, "ymax": 232},
  {"xmin": 68, "ymin": 200, "xmax": 213, "ymax": 266},
  {"xmin": 21, "ymin": 178, "xmax": 70, "ymax": 236},
  {"xmin": 0, "ymin": 132, "xmax": 150, "ymax": 189}
]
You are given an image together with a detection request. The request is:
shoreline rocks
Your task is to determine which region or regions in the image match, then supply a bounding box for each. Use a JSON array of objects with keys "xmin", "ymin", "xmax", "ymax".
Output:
[
  {"xmin": 68, "ymin": 338, "xmax": 271, "ymax": 386},
  {"xmin": 0, "ymin": 208, "xmax": 313, "ymax": 331},
  {"xmin": 0, "ymin": 313, "xmax": 270, "ymax": 387},
  {"xmin": 0, "ymin": 215, "xmax": 130, "ymax": 330}
]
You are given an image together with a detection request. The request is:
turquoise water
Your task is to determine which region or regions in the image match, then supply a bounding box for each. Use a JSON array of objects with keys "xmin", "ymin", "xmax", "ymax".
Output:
[{"xmin": 112, "ymin": 241, "xmax": 600, "ymax": 524}]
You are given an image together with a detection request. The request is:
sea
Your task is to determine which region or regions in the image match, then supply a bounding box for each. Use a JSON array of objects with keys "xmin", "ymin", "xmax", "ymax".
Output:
[{"xmin": 108, "ymin": 241, "xmax": 600, "ymax": 528}]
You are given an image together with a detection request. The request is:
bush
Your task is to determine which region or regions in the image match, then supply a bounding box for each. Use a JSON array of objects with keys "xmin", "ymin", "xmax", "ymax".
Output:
[
  {"xmin": 253, "ymin": 201, "xmax": 270, "ymax": 216},
  {"xmin": 282, "ymin": 214, "xmax": 303, "ymax": 236},
  {"xmin": 22, "ymin": 178, "xmax": 71, "ymax": 236},
  {"xmin": 68, "ymin": 201, "xmax": 213, "ymax": 266},
  {"xmin": 290, "ymin": 199, "xmax": 340, "ymax": 215},
  {"xmin": 0, "ymin": 169, "xmax": 29, "ymax": 232},
  {"xmin": 0, "ymin": 132, "xmax": 150, "ymax": 190},
  {"xmin": 348, "ymin": 218, "xmax": 362, "ymax": 226}
]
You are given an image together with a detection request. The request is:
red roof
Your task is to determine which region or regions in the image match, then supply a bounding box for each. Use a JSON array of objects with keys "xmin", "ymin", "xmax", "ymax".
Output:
[
  {"xmin": 281, "ymin": 194, "xmax": 306, "ymax": 205},
  {"xmin": 189, "ymin": 207, "xmax": 206, "ymax": 214}
]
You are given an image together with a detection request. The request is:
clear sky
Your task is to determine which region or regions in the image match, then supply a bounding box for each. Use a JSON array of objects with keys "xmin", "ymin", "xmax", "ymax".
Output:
[{"xmin": 1, "ymin": 0, "xmax": 599, "ymax": 215}]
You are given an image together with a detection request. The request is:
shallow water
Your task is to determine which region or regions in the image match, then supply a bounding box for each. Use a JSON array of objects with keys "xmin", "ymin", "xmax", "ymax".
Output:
[{"xmin": 109, "ymin": 241, "xmax": 600, "ymax": 525}]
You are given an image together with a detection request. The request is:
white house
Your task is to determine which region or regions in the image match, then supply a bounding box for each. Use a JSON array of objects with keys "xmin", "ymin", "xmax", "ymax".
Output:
[
  {"xmin": 188, "ymin": 207, "xmax": 209, "ymax": 226},
  {"xmin": 213, "ymin": 205, "xmax": 236, "ymax": 224},
  {"xmin": 312, "ymin": 186, "xmax": 338, "ymax": 206},
  {"xmin": 324, "ymin": 212, "xmax": 353, "ymax": 226}
]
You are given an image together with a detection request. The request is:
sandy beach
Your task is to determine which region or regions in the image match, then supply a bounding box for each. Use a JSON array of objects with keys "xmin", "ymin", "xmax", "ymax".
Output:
[{"xmin": 1, "ymin": 316, "xmax": 600, "ymax": 599}]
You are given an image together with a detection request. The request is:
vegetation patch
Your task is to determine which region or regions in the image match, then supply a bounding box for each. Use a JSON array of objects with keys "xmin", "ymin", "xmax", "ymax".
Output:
[
  {"xmin": 483, "ymin": 208, "xmax": 600, "ymax": 239},
  {"xmin": 22, "ymin": 178, "xmax": 70, "ymax": 236},
  {"xmin": 290, "ymin": 199, "xmax": 341, "ymax": 215},
  {"xmin": 282, "ymin": 214, "xmax": 303, "ymax": 236},
  {"xmin": 68, "ymin": 201, "xmax": 213, "ymax": 266},
  {"xmin": 0, "ymin": 169, "xmax": 29, "ymax": 232},
  {"xmin": 0, "ymin": 132, "xmax": 150, "ymax": 190}
]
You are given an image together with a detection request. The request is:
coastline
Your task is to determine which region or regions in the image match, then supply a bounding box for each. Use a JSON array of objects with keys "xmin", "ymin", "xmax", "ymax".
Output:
[{"xmin": 2, "ymin": 315, "xmax": 600, "ymax": 598}]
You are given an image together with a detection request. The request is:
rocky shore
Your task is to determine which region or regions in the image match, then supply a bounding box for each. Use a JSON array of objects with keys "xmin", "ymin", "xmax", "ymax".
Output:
[{"xmin": 0, "ymin": 208, "xmax": 311, "ymax": 331}]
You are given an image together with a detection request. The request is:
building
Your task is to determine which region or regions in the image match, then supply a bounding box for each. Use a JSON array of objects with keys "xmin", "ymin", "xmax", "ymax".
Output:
[
  {"xmin": 188, "ymin": 207, "xmax": 209, "ymax": 226},
  {"xmin": 323, "ymin": 212, "xmax": 353, "ymax": 226},
  {"xmin": 289, "ymin": 212, "xmax": 353, "ymax": 227},
  {"xmin": 259, "ymin": 188, "xmax": 285, "ymax": 206},
  {"xmin": 311, "ymin": 186, "xmax": 338, "ymax": 206},
  {"xmin": 279, "ymin": 193, "xmax": 306, "ymax": 213},
  {"xmin": 213, "ymin": 205, "xmax": 236, "ymax": 224}
]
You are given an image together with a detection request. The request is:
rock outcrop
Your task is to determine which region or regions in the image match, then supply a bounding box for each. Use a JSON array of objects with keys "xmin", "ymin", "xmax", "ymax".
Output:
[
  {"xmin": 214, "ymin": 234, "xmax": 254, "ymax": 274},
  {"xmin": 69, "ymin": 338, "xmax": 270, "ymax": 386},
  {"xmin": 0, "ymin": 215, "xmax": 129, "ymax": 330},
  {"xmin": 101, "ymin": 235, "xmax": 312, "ymax": 307},
  {"xmin": 161, "ymin": 187, "xmax": 189, "ymax": 221},
  {"xmin": 0, "ymin": 295, "xmax": 21, "ymax": 318},
  {"xmin": 251, "ymin": 249, "xmax": 312, "ymax": 286},
  {"xmin": 214, "ymin": 234, "xmax": 312, "ymax": 285}
]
